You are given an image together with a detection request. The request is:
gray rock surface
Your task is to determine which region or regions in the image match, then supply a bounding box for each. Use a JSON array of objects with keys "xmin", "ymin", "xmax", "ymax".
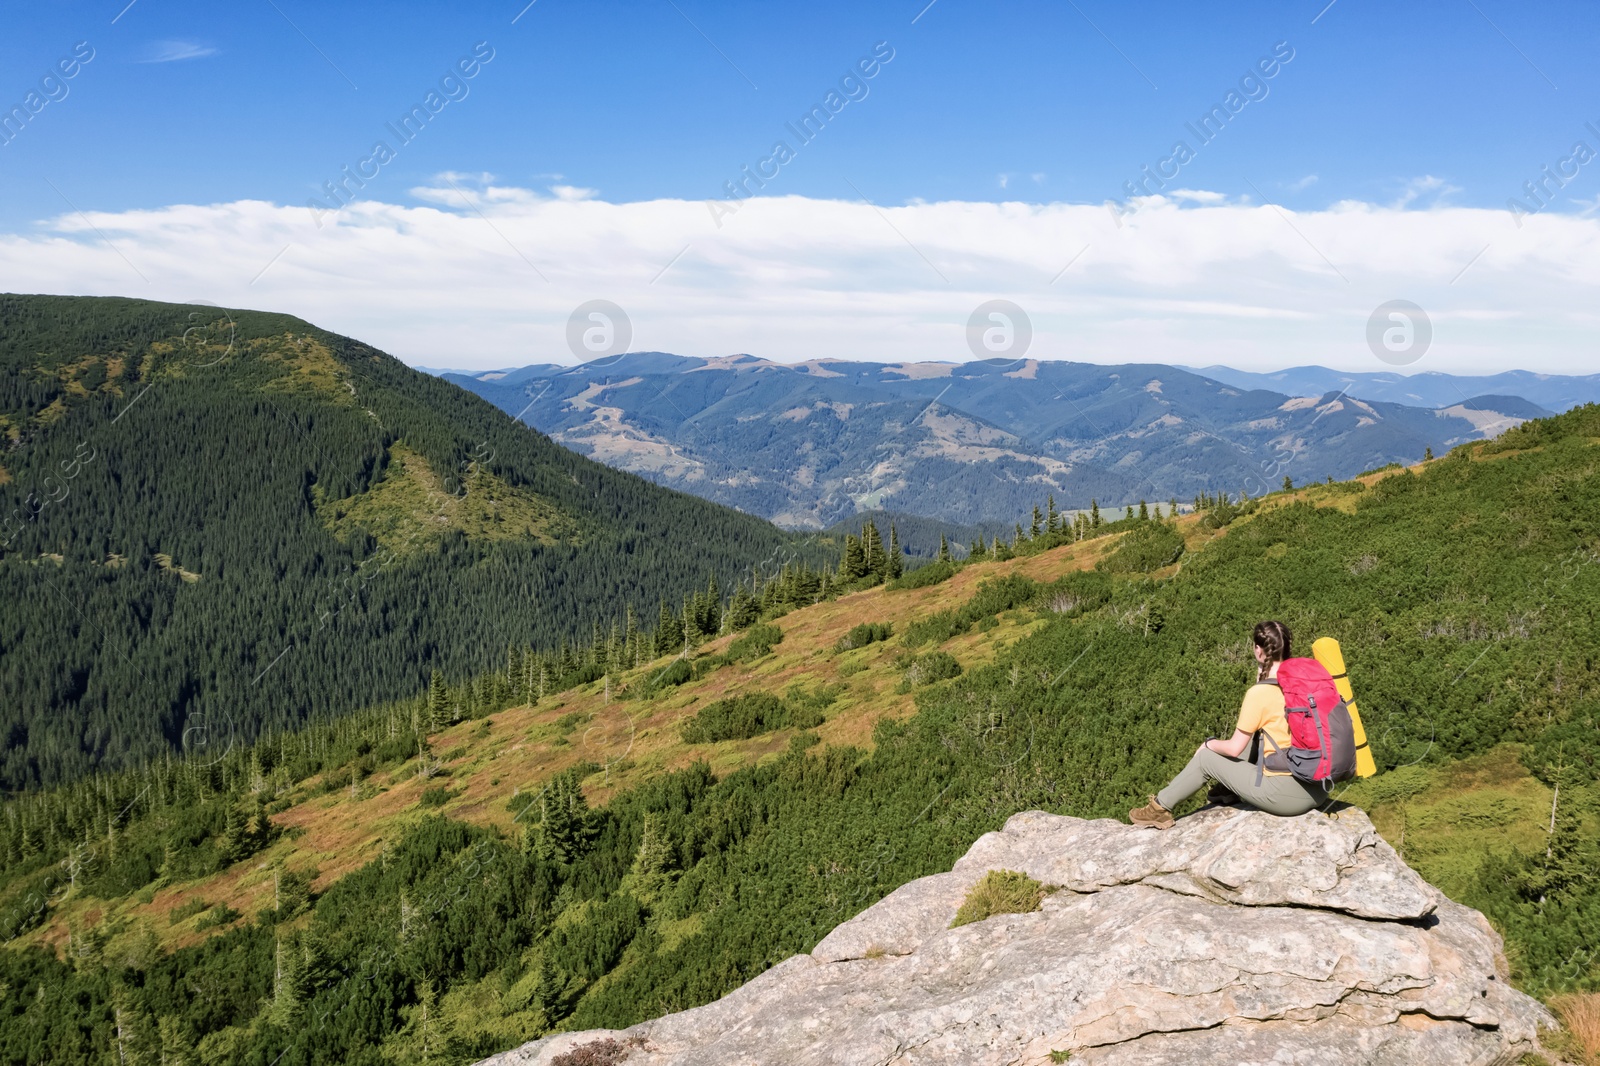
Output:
[{"xmin": 476, "ymin": 807, "xmax": 1562, "ymax": 1066}]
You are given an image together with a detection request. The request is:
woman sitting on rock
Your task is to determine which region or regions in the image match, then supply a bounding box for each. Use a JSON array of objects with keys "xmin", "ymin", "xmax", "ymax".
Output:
[{"xmin": 1129, "ymin": 620, "xmax": 1324, "ymax": 829}]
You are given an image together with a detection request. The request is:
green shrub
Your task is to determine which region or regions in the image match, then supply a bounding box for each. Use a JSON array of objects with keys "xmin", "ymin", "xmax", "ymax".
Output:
[
  {"xmin": 419, "ymin": 787, "xmax": 452, "ymax": 808},
  {"xmin": 168, "ymin": 897, "xmax": 208, "ymax": 925},
  {"xmin": 905, "ymin": 650, "xmax": 962, "ymax": 686},
  {"xmin": 659, "ymin": 658, "xmax": 693, "ymax": 685},
  {"xmin": 904, "ymin": 576, "xmax": 1039, "ymax": 648},
  {"xmin": 680, "ymin": 692, "xmax": 823, "ymax": 743},
  {"xmin": 195, "ymin": 902, "xmax": 241, "ymax": 930},
  {"xmin": 951, "ymin": 869, "xmax": 1050, "ymax": 928},
  {"xmin": 835, "ymin": 622, "xmax": 893, "ymax": 652},
  {"xmin": 888, "ymin": 559, "xmax": 956, "ymax": 590},
  {"xmin": 1097, "ymin": 523, "xmax": 1184, "ymax": 573},
  {"xmin": 728, "ymin": 623, "xmax": 783, "ymax": 661}
]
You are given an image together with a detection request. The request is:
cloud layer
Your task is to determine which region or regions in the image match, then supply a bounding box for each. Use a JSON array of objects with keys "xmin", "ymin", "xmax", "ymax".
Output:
[{"xmin": 3, "ymin": 183, "xmax": 1595, "ymax": 373}]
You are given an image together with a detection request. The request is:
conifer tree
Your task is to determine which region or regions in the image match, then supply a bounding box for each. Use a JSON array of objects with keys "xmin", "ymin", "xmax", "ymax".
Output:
[
  {"xmin": 1030, "ymin": 505, "xmax": 1043, "ymax": 538},
  {"xmin": 112, "ymin": 992, "xmax": 157, "ymax": 1066},
  {"xmin": 529, "ymin": 773, "xmax": 593, "ymax": 863},
  {"xmin": 426, "ymin": 670, "xmax": 448, "ymax": 734},
  {"xmin": 886, "ymin": 523, "xmax": 904, "ymax": 579},
  {"xmin": 631, "ymin": 812, "xmax": 674, "ymax": 893},
  {"xmin": 938, "ymin": 534, "xmax": 952, "ymax": 562},
  {"xmin": 727, "ymin": 583, "xmax": 759, "ymax": 630},
  {"xmin": 863, "ymin": 520, "xmax": 887, "ymax": 577},
  {"xmin": 704, "ymin": 574, "xmax": 723, "ymax": 634},
  {"xmin": 1124, "ymin": 505, "xmax": 1135, "ymax": 521},
  {"xmin": 1138, "ymin": 500, "xmax": 1149, "ymax": 521},
  {"xmin": 841, "ymin": 535, "xmax": 867, "ymax": 580},
  {"xmin": 157, "ymin": 1015, "xmax": 196, "ymax": 1066},
  {"xmin": 654, "ymin": 602, "xmax": 683, "ymax": 657},
  {"xmin": 1090, "ymin": 499, "xmax": 1101, "ymax": 528},
  {"xmin": 1282, "ymin": 475, "xmax": 1293, "ymax": 491},
  {"xmin": 506, "ymin": 645, "xmax": 523, "ymax": 700}
]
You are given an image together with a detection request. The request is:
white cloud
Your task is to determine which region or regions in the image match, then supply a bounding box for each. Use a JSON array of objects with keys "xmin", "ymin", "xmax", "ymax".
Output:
[
  {"xmin": 141, "ymin": 40, "xmax": 218, "ymax": 63},
  {"xmin": 1390, "ymin": 174, "xmax": 1463, "ymax": 209},
  {"xmin": 3, "ymin": 189, "xmax": 1596, "ymax": 374},
  {"xmin": 1288, "ymin": 174, "xmax": 1318, "ymax": 191}
]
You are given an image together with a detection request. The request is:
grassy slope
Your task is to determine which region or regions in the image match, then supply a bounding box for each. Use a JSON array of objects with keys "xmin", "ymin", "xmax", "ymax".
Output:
[
  {"xmin": 6, "ymin": 432, "xmax": 1595, "ymax": 1062},
  {"xmin": 16, "ymin": 454, "xmax": 1568, "ymax": 958},
  {"xmin": 10, "ymin": 530, "xmax": 1121, "ymax": 960}
]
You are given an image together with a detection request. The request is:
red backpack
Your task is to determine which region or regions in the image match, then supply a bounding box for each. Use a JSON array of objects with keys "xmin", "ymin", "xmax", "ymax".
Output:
[{"xmin": 1259, "ymin": 658, "xmax": 1357, "ymax": 786}]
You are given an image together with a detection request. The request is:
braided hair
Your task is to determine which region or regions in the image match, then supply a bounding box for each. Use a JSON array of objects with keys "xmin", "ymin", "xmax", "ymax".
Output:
[{"xmin": 1252, "ymin": 620, "xmax": 1292, "ymax": 682}]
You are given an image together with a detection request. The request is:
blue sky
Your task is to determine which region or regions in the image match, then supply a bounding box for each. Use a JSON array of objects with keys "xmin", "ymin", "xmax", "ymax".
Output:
[
  {"xmin": 2, "ymin": 1, "xmax": 1598, "ymax": 372},
  {"xmin": 5, "ymin": 0, "xmax": 1594, "ymax": 221}
]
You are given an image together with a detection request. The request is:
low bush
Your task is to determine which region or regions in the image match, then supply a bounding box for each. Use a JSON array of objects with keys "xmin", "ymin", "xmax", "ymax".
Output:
[
  {"xmin": 903, "ymin": 575, "xmax": 1040, "ymax": 648},
  {"xmin": 728, "ymin": 623, "xmax": 783, "ymax": 661},
  {"xmin": 1097, "ymin": 523, "xmax": 1184, "ymax": 573},
  {"xmin": 680, "ymin": 692, "xmax": 823, "ymax": 743},
  {"xmin": 905, "ymin": 650, "xmax": 962, "ymax": 686},
  {"xmin": 888, "ymin": 559, "xmax": 956, "ymax": 590},
  {"xmin": 195, "ymin": 902, "xmax": 242, "ymax": 930},
  {"xmin": 168, "ymin": 897, "xmax": 208, "ymax": 925},
  {"xmin": 835, "ymin": 622, "xmax": 893, "ymax": 652}
]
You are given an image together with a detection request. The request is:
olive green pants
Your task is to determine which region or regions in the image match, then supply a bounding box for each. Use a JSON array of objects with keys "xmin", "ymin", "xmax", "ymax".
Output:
[{"xmin": 1156, "ymin": 746, "xmax": 1324, "ymax": 816}]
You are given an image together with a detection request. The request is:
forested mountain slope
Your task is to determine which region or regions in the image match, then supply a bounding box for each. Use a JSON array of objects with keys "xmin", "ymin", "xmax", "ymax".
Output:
[
  {"xmin": 0, "ymin": 295, "xmax": 814, "ymax": 788},
  {"xmin": 446, "ymin": 355, "xmax": 1546, "ymax": 527},
  {"xmin": 0, "ymin": 403, "xmax": 1596, "ymax": 1066}
]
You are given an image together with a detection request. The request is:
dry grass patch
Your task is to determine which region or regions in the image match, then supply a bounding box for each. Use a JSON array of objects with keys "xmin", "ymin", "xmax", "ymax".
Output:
[
  {"xmin": 1551, "ymin": 993, "xmax": 1600, "ymax": 1065},
  {"xmin": 951, "ymin": 869, "xmax": 1055, "ymax": 928}
]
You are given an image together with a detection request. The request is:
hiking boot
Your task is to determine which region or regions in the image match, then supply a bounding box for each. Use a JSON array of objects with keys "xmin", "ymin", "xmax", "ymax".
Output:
[
  {"xmin": 1206, "ymin": 784, "xmax": 1241, "ymax": 807},
  {"xmin": 1129, "ymin": 796, "xmax": 1174, "ymax": 829}
]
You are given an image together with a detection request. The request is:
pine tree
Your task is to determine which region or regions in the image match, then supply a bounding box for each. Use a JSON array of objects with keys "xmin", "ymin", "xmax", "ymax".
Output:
[
  {"xmin": 1282, "ymin": 475, "xmax": 1293, "ymax": 491},
  {"xmin": 1090, "ymin": 499, "xmax": 1101, "ymax": 528},
  {"xmin": 631, "ymin": 812, "xmax": 674, "ymax": 894},
  {"xmin": 938, "ymin": 534, "xmax": 952, "ymax": 562},
  {"xmin": 530, "ymin": 773, "xmax": 593, "ymax": 863},
  {"xmin": 112, "ymin": 992, "xmax": 157, "ymax": 1066},
  {"xmin": 863, "ymin": 521, "xmax": 887, "ymax": 577},
  {"xmin": 1030, "ymin": 505, "xmax": 1043, "ymax": 538},
  {"xmin": 157, "ymin": 1015, "xmax": 196, "ymax": 1066},
  {"xmin": 1424, "ymin": 446, "xmax": 1434, "ymax": 461},
  {"xmin": 704, "ymin": 573, "xmax": 723, "ymax": 634},
  {"xmin": 1138, "ymin": 500, "xmax": 1149, "ymax": 521},
  {"xmin": 886, "ymin": 523, "xmax": 904, "ymax": 579},
  {"xmin": 841, "ymin": 535, "xmax": 867, "ymax": 580},
  {"xmin": 1523, "ymin": 762, "xmax": 1596, "ymax": 907},
  {"xmin": 623, "ymin": 606, "xmax": 639, "ymax": 662},
  {"xmin": 654, "ymin": 602, "xmax": 683, "ymax": 657},
  {"xmin": 1046, "ymin": 494, "xmax": 1058, "ymax": 533},
  {"xmin": 727, "ymin": 583, "xmax": 759, "ymax": 630},
  {"xmin": 426, "ymin": 670, "xmax": 448, "ymax": 734}
]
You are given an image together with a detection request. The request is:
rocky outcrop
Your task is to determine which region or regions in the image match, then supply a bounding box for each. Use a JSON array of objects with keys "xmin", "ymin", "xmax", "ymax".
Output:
[{"xmin": 477, "ymin": 807, "xmax": 1560, "ymax": 1066}]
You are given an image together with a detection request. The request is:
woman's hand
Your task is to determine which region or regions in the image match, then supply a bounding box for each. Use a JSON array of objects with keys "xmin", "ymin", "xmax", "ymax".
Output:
[{"xmin": 1204, "ymin": 729, "xmax": 1254, "ymax": 759}]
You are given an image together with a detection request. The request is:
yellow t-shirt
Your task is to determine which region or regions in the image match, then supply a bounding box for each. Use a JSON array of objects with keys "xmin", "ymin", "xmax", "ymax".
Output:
[{"xmin": 1238, "ymin": 683, "xmax": 1291, "ymax": 777}]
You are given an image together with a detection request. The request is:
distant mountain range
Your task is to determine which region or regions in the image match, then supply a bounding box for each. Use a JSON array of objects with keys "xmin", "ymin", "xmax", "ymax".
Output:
[
  {"xmin": 1183, "ymin": 365, "xmax": 1599, "ymax": 413},
  {"xmin": 443, "ymin": 356, "xmax": 1549, "ymax": 528}
]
